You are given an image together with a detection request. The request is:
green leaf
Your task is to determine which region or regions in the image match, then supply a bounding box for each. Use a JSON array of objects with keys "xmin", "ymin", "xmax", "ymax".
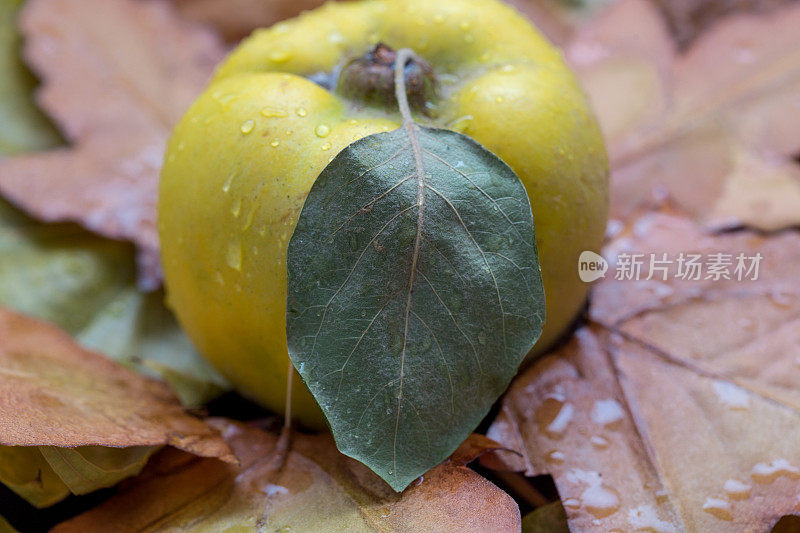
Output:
[
  {"xmin": 0, "ymin": 0, "xmax": 60, "ymax": 154},
  {"xmin": 37, "ymin": 445, "xmax": 158, "ymax": 496},
  {"xmin": 0, "ymin": 207, "xmax": 228, "ymax": 407},
  {"xmin": 522, "ymin": 501, "xmax": 570, "ymax": 533},
  {"xmin": 0, "ymin": 445, "xmax": 158, "ymax": 508},
  {"xmin": 0, "ymin": 446, "xmax": 69, "ymax": 508},
  {"xmin": 287, "ymin": 125, "xmax": 544, "ymax": 491}
]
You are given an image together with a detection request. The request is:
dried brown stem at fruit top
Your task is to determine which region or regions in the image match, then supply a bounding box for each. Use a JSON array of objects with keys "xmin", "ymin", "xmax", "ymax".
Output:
[{"xmin": 336, "ymin": 43, "xmax": 437, "ymax": 113}]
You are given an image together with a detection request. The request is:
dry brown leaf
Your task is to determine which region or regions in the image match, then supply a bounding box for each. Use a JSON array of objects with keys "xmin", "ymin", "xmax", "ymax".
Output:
[
  {"xmin": 568, "ymin": 0, "xmax": 800, "ymax": 232},
  {"xmin": 484, "ymin": 210, "xmax": 800, "ymax": 531},
  {"xmin": 0, "ymin": 306, "xmax": 233, "ymax": 461},
  {"xmin": 173, "ymin": 0, "xmax": 328, "ymax": 42},
  {"xmin": 651, "ymin": 0, "xmax": 796, "ymax": 49},
  {"xmin": 0, "ymin": 0, "xmax": 225, "ymax": 288},
  {"xmin": 55, "ymin": 420, "xmax": 520, "ymax": 532}
]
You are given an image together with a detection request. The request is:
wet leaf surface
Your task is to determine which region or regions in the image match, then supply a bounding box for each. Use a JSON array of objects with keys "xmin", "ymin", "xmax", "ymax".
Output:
[
  {"xmin": 485, "ymin": 210, "xmax": 800, "ymax": 531},
  {"xmin": 287, "ymin": 125, "xmax": 544, "ymax": 490},
  {"xmin": 55, "ymin": 420, "xmax": 521, "ymax": 532}
]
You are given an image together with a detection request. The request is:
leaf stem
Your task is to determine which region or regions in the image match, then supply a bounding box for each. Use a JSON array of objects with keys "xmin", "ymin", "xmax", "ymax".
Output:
[
  {"xmin": 393, "ymin": 48, "xmax": 417, "ymax": 126},
  {"xmin": 285, "ymin": 358, "xmax": 293, "ymax": 431}
]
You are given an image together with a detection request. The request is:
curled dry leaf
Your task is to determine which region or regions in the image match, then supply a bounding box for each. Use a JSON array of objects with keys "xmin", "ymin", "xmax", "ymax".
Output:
[
  {"xmin": 650, "ymin": 0, "xmax": 796, "ymax": 49},
  {"xmin": 568, "ymin": 0, "xmax": 800, "ymax": 232},
  {"xmin": 0, "ymin": 0, "xmax": 225, "ymax": 288},
  {"xmin": 0, "ymin": 307, "xmax": 234, "ymax": 505},
  {"xmin": 484, "ymin": 210, "xmax": 800, "ymax": 531},
  {"xmin": 55, "ymin": 420, "xmax": 520, "ymax": 532}
]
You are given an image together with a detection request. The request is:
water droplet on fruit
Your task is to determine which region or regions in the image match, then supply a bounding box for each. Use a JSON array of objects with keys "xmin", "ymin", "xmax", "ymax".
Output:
[
  {"xmin": 260, "ymin": 107, "xmax": 288, "ymax": 118},
  {"xmin": 296, "ymin": 107, "xmax": 307, "ymax": 117},
  {"xmin": 315, "ymin": 124, "xmax": 331, "ymax": 138},
  {"xmin": 231, "ymin": 198, "xmax": 242, "ymax": 217},
  {"xmin": 321, "ymin": 143, "xmax": 331, "ymax": 151},
  {"xmin": 269, "ymin": 48, "xmax": 292, "ymax": 62},
  {"xmin": 447, "ymin": 115, "xmax": 473, "ymax": 133},
  {"xmin": 240, "ymin": 120, "xmax": 255, "ymax": 134},
  {"xmin": 226, "ymin": 242, "xmax": 242, "ymax": 271},
  {"xmin": 271, "ymin": 139, "xmax": 281, "ymax": 147},
  {"xmin": 222, "ymin": 173, "xmax": 235, "ymax": 193},
  {"xmin": 590, "ymin": 436, "xmax": 609, "ymax": 449}
]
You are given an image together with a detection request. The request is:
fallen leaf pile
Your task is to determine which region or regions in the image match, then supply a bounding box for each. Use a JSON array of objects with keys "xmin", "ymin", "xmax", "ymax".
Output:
[
  {"xmin": 0, "ymin": 0, "xmax": 224, "ymax": 287},
  {"xmin": 0, "ymin": 307, "xmax": 234, "ymax": 506},
  {"xmin": 483, "ymin": 0, "xmax": 800, "ymax": 530},
  {"xmin": 55, "ymin": 421, "xmax": 520, "ymax": 532},
  {"xmin": 1, "ymin": 0, "xmax": 800, "ymax": 530},
  {"xmin": 568, "ymin": 0, "xmax": 800, "ymax": 232}
]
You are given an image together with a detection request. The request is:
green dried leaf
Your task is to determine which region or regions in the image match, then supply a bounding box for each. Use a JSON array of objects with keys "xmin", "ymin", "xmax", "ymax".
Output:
[
  {"xmin": 287, "ymin": 125, "xmax": 544, "ymax": 491},
  {"xmin": 522, "ymin": 501, "xmax": 569, "ymax": 533},
  {"xmin": 37, "ymin": 446, "xmax": 158, "ymax": 496},
  {"xmin": 0, "ymin": 206, "xmax": 228, "ymax": 407},
  {"xmin": 0, "ymin": 445, "xmax": 158, "ymax": 508},
  {"xmin": 0, "ymin": 0, "xmax": 60, "ymax": 154},
  {"xmin": 0, "ymin": 446, "xmax": 69, "ymax": 508}
]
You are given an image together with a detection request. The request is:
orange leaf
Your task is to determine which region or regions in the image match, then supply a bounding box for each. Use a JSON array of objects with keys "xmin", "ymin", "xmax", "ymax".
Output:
[
  {"xmin": 55, "ymin": 419, "xmax": 520, "ymax": 532},
  {"xmin": 0, "ymin": 0, "xmax": 225, "ymax": 288},
  {"xmin": 0, "ymin": 306, "xmax": 233, "ymax": 461},
  {"xmin": 485, "ymin": 210, "xmax": 800, "ymax": 531},
  {"xmin": 568, "ymin": 0, "xmax": 800, "ymax": 232}
]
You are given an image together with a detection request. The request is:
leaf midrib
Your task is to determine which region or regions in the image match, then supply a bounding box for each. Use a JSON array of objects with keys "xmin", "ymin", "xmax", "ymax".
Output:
[{"xmin": 394, "ymin": 121, "xmax": 427, "ymax": 486}]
